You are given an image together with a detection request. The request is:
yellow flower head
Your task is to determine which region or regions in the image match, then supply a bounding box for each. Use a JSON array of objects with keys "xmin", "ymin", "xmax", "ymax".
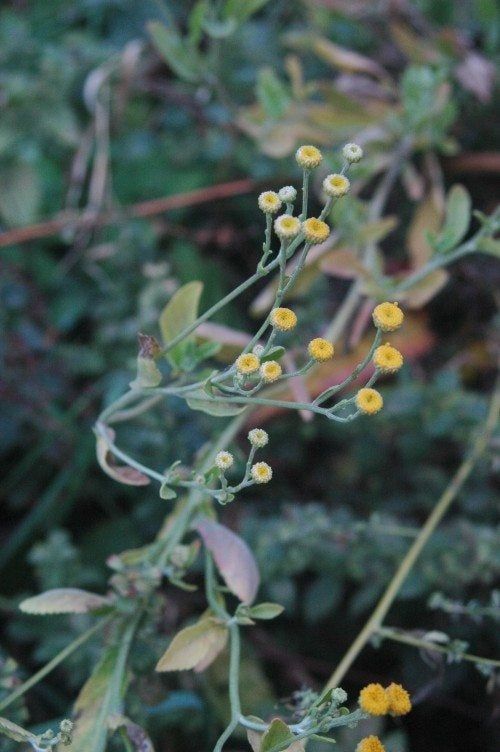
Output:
[
  {"xmin": 215, "ymin": 451, "xmax": 234, "ymax": 471},
  {"xmin": 236, "ymin": 353, "xmax": 260, "ymax": 375},
  {"xmin": 302, "ymin": 217, "xmax": 330, "ymax": 244},
  {"xmin": 274, "ymin": 214, "xmax": 301, "ymax": 240},
  {"xmin": 386, "ymin": 683, "xmax": 412, "ymax": 716},
  {"xmin": 251, "ymin": 461, "xmax": 273, "ymax": 484},
  {"xmin": 258, "ymin": 191, "xmax": 282, "ymax": 214},
  {"xmin": 308, "ymin": 338, "xmax": 334, "ymax": 362},
  {"xmin": 248, "ymin": 428, "xmax": 269, "ymax": 448},
  {"xmin": 356, "ymin": 736, "xmax": 385, "ymax": 752},
  {"xmin": 343, "ymin": 142, "xmax": 363, "ymax": 163},
  {"xmin": 358, "ymin": 683, "xmax": 389, "ymax": 715},
  {"xmin": 270, "ymin": 307, "xmax": 297, "ymax": 332},
  {"xmin": 373, "ymin": 302, "xmax": 404, "ymax": 332},
  {"xmin": 373, "ymin": 343, "xmax": 404, "ymax": 374},
  {"xmin": 356, "ymin": 388, "xmax": 383, "ymax": 415},
  {"xmin": 296, "ymin": 145, "xmax": 323, "ymax": 169},
  {"xmin": 260, "ymin": 360, "xmax": 282, "ymax": 383},
  {"xmin": 323, "ymin": 173, "xmax": 350, "ymax": 198}
]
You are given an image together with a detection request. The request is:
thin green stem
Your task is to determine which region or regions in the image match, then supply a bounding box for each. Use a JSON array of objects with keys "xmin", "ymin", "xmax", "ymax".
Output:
[{"xmin": 213, "ymin": 622, "xmax": 241, "ymax": 752}]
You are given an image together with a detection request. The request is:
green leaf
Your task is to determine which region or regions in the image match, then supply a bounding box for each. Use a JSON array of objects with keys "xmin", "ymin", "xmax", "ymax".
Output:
[
  {"xmin": 477, "ymin": 237, "xmax": 500, "ymax": 257},
  {"xmin": 186, "ymin": 389, "xmax": 245, "ymax": 417},
  {"xmin": 261, "ymin": 346, "xmax": 286, "ymax": 363},
  {"xmin": 159, "ymin": 281, "xmax": 204, "ymax": 370},
  {"xmin": 0, "ymin": 161, "xmax": 41, "ymax": 227},
  {"xmin": 248, "ymin": 602, "xmax": 285, "ymax": 620},
  {"xmin": 261, "ymin": 719, "xmax": 298, "ymax": 752},
  {"xmin": 148, "ymin": 21, "xmax": 201, "ymax": 83},
  {"xmin": 130, "ymin": 356, "xmax": 162, "ymax": 389},
  {"xmin": 224, "ymin": 0, "xmax": 272, "ymax": 23},
  {"xmin": 155, "ymin": 618, "xmax": 228, "ymax": 672},
  {"xmin": 256, "ymin": 67, "xmax": 291, "ymax": 120},
  {"xmin": 431, "ymin": 185, "xmax": 471, "ymax": 253},
  {"xmin": 311, "ymin": 734, "xmax": 336, "ymax": 744},
  {"xmin": 202, "ymin": 17, "xmax": 238, "ymax": 38},
  {"xmin": 188, "ymin": 0, "xmax": 209, "ymax": 45},
  {"xmin": 159, "ymin": 482, "xmax": 177, "ymax": 500},
  {"xmin": 20, "ymin": 588, "xmax": 111, "ymax": 615}
]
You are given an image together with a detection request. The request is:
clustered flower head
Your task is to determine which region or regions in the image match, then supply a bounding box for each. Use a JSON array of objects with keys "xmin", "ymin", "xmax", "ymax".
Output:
[
  {"xmin": 308, "ymin": 337, "xmax": 335, "ymax": 362},
  {"xmin": 355, "ymin": 387, "xmax": 383, "ymax": 415},
  {"xmin": 248, "ymin": 428, "xmax": 269, "ymax": 448},
  {"xmin": 302, "ymin": 217, "xmax": 330, "ymax": 244},
  {"xmin": 251, "ymin": 461, "xmax": 273, "ymax": 484},
  {"xmin": 274, "ymin": 214, "xmax": 301, "ymax": 240},
  {"xmin": 278, "ymin": 185, "xmax": 297, "ymax": 203},
  {"xmin": 215, "ymin": 451, "xmax": 234, "ymax": 471},
  {"xmin": 372, "ymin": 301, "xmax": 404, "ymax": 332},
  {"xmin": 373, "ymin": 343, "xmax": 404, "ymax": 373},
  {"xmin": 359, "ymin": 682, "xmax": 412, "ymax": 717},
  {"xmin": 258, "ymin": 190, "xmax": 282, "ymax": 214},
  {"xmin": 356, "ymin": 736, "xmax": 385, "ymax": 752},
  {"xmin": 260, "ymin": 360, "xmax": 282, "ymax": 383},
  {"xmin": 323, "ymin": 173, "xmax": 350, "ymax": 198},
  {"xmin": 270, "ymin": 307, "xmax": 298, "ymax": 331},
  {"xmin": 343, "ymin": 142, "xmax": 363, "ymax": 163},
  {"xmin": 236, "ymin": 352, "xmax": 260, "ymax": 375},
  {"xmin": 296, "ymin": 144, "xmax": 323, "ymax": 169}
]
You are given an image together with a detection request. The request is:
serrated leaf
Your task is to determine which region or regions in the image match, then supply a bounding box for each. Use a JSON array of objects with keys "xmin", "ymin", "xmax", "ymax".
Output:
[
  {"xmin": 432, "ymin": 184, "xmax": 471, "ymax": 253},
  {"xmin": 160, "ymin": 281, "xmax": 204, "ymax": 369},
  {"xmin": 248, "ymin": 603, "xmax": 285, "ymax": 620},
  {"xmin": 148, "ymin": 22, "xmax": 201, "ymax": 83},
  {"xmin": 156, "ymin": 618, "xmax": 228, "ymax": 672},
  {"xmin": 186, "ymin": 389, "xmax": 246, "ymax": 417},
  {"xmin": 0, "ymin": 717, "xmax": 37, "ymax": 744},
  {"xmin": 96, "ymin": 428, "xmax": 150, "ymax": 486},
  {"xmin": 20, "ymin": 588, "xmax": 111, "ymax": 615},
  {"xmin": 194, "ymin": 518, "xmax": 260, "ymax": 604}
]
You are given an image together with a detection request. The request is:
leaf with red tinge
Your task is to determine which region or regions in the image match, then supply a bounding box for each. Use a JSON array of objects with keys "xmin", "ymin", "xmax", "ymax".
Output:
[
  {"xmin": 194, "ymin": 518, "xmax": 260, "ymax": 604},
  {"xmin": 96, "ymin": 428, "xmax": 150, "ymax": 486},
  {"xmin": 20, "ymin": 588, "xmax": 111, "ymax": 615}
]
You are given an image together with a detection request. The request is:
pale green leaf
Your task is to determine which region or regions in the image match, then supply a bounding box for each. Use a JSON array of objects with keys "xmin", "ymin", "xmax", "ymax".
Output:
[
  {"xmin": 155, "ymin": 618, "xmax": 228, "ymax": 672},
  {"xmin": 261, "ymin": 718, "xmax": 303, "ymax": 752},
  {"xmin": 224, "ymin": 0, "xmax": 271, "ymax": 23},
  {"xmin": 431, "ymin": 184, "xmax": 471, "ymax": 253},
  {"xmin": 159, "ymin": 281, "xmax": 204, "ymax": 369},
  {"xmin": 159, "ymin": 482, "xmax": 177, "ymax": 500},
  {"xmin": 148, "ymin": 22, "xmax": 201, "ymax": 82},
  {"xmin": 256, "ymin": 68, "xmax": 291, "ymax": 120},
  {"xmin": 248, "ymin": 603, "xmax": 285, "ymax": 620},
  {"xmin": 130, "ymin": 357, "xmax": 162, "ymax": 389},
  {"xmin": 186, "ymin": 389, "xmax": 245, "ymax": 417},
  {"xmin": 477, "ymin": 237, "xmax": 500, "ymax": 257},
  {"xmin": 0, "ymin": 161, "xmax": 41, "ymax": 227},
  {"xmin": 20, "ymin": 588, "xmax": 111, "ymax": 615}
]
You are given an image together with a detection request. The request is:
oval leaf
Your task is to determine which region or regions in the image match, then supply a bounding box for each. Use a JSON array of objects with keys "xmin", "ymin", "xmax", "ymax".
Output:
[
  {"xmin": 248, "ymin": 603, "xmax": 285, "ymax": 620},
  {"xmin": 160, "ymin": 281, "xmax": 203, "ymax": 368},
  {"xmin": 156, "ymin": 618, "xmax": 228, "ymax": 672},
  {"xmin": 96, "ymin": 428, "xmax": 150, "ymax": 486},
  {"xmin": 20, "ymin": 588, "xmax": 111, "ymax": 615},
  {"xmin": 261, "ymin": 718, "xmax": 303, "ymax": 752},
  {"xmin": 194, "ymin": 518, "xmax": 260, "ymax": 604}
]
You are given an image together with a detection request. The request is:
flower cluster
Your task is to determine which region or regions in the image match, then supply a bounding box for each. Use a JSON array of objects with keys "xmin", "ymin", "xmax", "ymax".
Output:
[{"xmin": 359, "ymin": 682, "xmax": 412, "ymax": 717}]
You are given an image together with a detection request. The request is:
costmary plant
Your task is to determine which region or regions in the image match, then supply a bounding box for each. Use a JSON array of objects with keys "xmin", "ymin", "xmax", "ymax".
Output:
[{"xmin": 2, "ymin": 144, "xmax": 414, "ymax": 752}]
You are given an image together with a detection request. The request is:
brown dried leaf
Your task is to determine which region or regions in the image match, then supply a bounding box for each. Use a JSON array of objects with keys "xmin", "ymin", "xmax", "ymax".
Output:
[{"xmin": 20, "ymin": 588, "xmax": 111, "ymax": 615}]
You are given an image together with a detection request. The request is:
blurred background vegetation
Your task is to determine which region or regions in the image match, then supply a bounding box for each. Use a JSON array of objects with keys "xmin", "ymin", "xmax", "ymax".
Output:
[{"xmin": 0, "ymin": 1, "xmax": 499, "ymax": 751}]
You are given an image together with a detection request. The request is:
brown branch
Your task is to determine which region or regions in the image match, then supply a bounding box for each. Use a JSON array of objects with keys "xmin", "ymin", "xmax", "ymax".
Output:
[{"xmin": 0, "ymin": 178, "xmax": 262, "ymax": 249}]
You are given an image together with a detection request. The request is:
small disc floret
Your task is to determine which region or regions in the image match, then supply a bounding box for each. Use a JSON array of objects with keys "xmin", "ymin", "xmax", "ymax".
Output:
[
  {"xmin": 258, "ymin": 191, "xmax": 282, "ymax": 214},
  {"xmin": 215, "ymin": 451, "xmax": 234, "ymax": 471},
  {"xmin": 251, "ymin": 462, "xmax": 273, "ymax": 484},
  {"xmin": 236, "ymin": 353, "xmax": 260, "ymax": 375},
  {"xmin": 356, "ymin": 388, "xmax": 383, "ymax": 415},
  {"xmin": 358, "ymin": 683, "xmax": 389, "ymax": 715},
  {"xmin": 302, "ymin": 217, "xmax": 330, "ymax": 244},
  {"xmin": 308, "ymin": 338, "xmax": 335, "ymax": 362},
  {"xmin": 373, "ymin": 343, "xmax": 404, "ymax": 373},
  {"xmin": 260, "ymin": 360, "xmax": 282, "ymax": 383},
  {"xmin": 274, "ymin": 214, "xmax": 301, "ymax": 240},
  {"xmin": 248, "ymin": 428, "xmax": 269, "ymax": 448},
  {"xmin": 373, "ymin": 302, "xmax": 404, "ymax": 332},
  {"xmin": 323, "ymin": 173, "xmax": 350, "ymax": 198},
  {"xmin": 356, "ymin": 736, "xmax": 385, "ymax": 752},
  {"xmin": 296, "ymin": 145, "xmax": 323, "ymax": 169},
  {"xmin": 343, "ymin": 142, "xmax": 363, "ymax": 163},
  {"xmin": 278, "ymin": 185, "xmax": 297, "ymax": 203},
  {"xmin": 270, "ymin": 307, "xmax": 298, "ymax": 331},
  {"xmin": 386, "ymin": 683, "xmax": 412, "ymax": 716}
]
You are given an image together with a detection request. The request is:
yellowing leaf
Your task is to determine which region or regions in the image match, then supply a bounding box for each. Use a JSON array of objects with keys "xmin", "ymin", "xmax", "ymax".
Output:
[
  {"xmin": 160, "ymin": 281, "xmax": 203, "ymax": 369},
  {"xmin": 96, "ymin": 428, "xmax": 150, "ymax": 486},
  {"xmin": 406, "ymin": 194, "xmax": 444, "ymax": 268},
  {"xmin": 156, "ymin": 618, "xmax": 228, "ymax": 672},
  {"xmin": 399, "ymin": 269, "xmax": 449, "ymax": 308},
  {"xmin": 194, "ymin": 518, "xmax": 260, "ymax": 604},
  {"xmin": 19, "ymin": 588, "xmax": 111, "ymax": 615}
]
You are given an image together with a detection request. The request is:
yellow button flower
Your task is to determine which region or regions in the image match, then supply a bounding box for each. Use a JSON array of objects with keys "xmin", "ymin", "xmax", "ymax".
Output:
[
  {"xmin": 302, "ymin": 217, "xmax": 330, "ymax": 244},
  {"xmin": 358, "ymin": 683, "xmax": 389, "ymax": 715},
  {"xmin": 386, "ymin": 683, "xmax": 412, "ymax": 716},
  {"xmin": 274, "ymin": 214, "xmax": 301, "ymax": 240},
  {"xmin": 308, "ymin": 338, "xmax": 335, "ymax": 362},
  {"xmin": 356, "ymin": 736, "xmax": 385, "ymax": 752},
  {"xmin": 356, "ymin": 388, "xmax": 383, "ymax": 415},
  {"xmin": 295, "ymin": 144, "xmax": 323, "ymax": 169},
  {"xmin": 372, "ymin": 302, "xmax": 404, "ymax": 332},
  {"xmin": 323, "ymin": 173, "xmax": 350, "ymax": 198},
  {"xmin": 235, "ymin": 353, "xmax": 260, "ymax": 375},
  {"xmin": 215, "ymin": 451, "xmax": 234, "ymax": 471},
  {"xmin": 260, "ymin": 360, "xmax": 282, "ymax": 383},
  {"xmin": 248, "ymin": 428, "xmax": 269, "ymax": 448},
  {"xmin": 251, "ymin": 462, "xmax": 273, "ymax": 484},
  {"xmin": 373, "ymin": 343, "xmax": 404, "ymax": 373},
  {"xmin": 258, "ymin": 191, "xmax": 282, "ymax": 214},
  {"xmin": 270, "ymin": 307, "xmax": 297, "ymax": 331}
]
